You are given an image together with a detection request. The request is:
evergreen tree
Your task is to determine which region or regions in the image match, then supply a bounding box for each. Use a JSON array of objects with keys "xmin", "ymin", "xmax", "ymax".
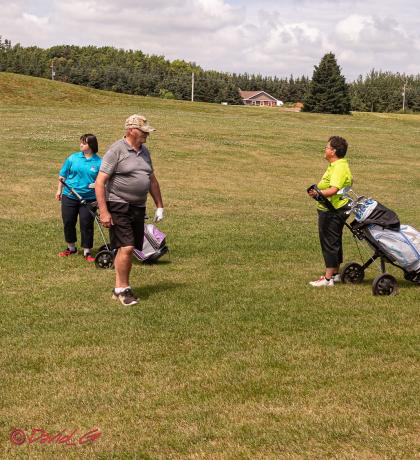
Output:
[
  {"xmin": 216, "ymin": 82, "xmax": 243, "ymax": 105},
  {"xmin": 303, "ymin": 52, "xmax": 351, "ymax": 114}
]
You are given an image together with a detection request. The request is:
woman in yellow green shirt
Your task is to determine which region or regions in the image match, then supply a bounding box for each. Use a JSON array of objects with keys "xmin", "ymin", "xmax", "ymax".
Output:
[{"xmin": 308, "ymin": 136, "xmax": 353, "ymax": 287}]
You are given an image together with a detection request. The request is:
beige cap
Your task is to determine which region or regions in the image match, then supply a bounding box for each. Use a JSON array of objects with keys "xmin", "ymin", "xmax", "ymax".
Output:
[{"xmin": 124, "ymin": 114, "xmax": 156, "ymax": 133}]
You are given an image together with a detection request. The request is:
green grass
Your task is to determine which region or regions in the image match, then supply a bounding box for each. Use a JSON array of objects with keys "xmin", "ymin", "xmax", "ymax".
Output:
[{"xmin": 0, "ymin": 72, "xmax": 419, "ymax": 459}]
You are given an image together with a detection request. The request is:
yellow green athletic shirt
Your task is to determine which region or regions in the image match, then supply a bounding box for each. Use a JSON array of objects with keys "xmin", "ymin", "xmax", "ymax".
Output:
[{"xmin": 317, "ymin": 158, "xmax": 353, "ymax": 211}]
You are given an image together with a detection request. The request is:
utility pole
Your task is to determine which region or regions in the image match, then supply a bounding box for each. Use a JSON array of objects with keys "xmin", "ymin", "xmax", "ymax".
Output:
[
  {"xmin": 50, "ymin": 60, "xmax": 56, "ymax": 80},
  {"xmin": 402, "ymin": 80, "xmax": 407, "ymax": 111},
  {"xmin": 191, "ymin": 72, "xmax": 194, "ymax": 102}
]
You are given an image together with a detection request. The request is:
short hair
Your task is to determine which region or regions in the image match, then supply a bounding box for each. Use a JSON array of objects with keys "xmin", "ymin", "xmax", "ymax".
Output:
[
  {"xmin": 80, "ymin": 134, "xmax": 98, "ymax": 154},
  {"xmin": 328, "ymin": 136, "xmax": 348, "ymax": 158}
]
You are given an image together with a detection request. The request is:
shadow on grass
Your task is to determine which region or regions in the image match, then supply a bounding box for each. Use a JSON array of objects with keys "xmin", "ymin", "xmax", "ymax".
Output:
[
  {"xmin": 393, "ymin": 280, "xmax": 420, "ymax": 289},
  {"xmin": 342, "ymin": 276, "xmax": 420, "ymax": 292},
  {"xmin": 132, "ymin": 259, "xmax": 172, "ymax": 266},
  {"xmin": 133, "ymin": 281, "xmax": 186, "ymax": 299}
]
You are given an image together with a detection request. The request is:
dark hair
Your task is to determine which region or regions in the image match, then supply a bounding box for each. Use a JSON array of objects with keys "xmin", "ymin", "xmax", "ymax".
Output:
[
  {"xmin": 328, "ymin": 136, "xmax": 348, "ymax": 158},
  {"xmin": 80, "ymin": 134, "xmax": 98, "ymax": 153}
]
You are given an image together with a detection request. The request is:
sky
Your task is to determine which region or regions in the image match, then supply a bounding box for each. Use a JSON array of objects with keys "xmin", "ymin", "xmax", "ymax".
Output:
[{"xmin": 1, "ymin": 0, "xmax": 420, "ymax": 81}]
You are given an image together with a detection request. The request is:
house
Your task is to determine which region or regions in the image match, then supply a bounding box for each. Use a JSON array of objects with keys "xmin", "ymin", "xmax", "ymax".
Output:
[{"xmin": 240, "ymin": 90, "xmax": 283, "ymax": 107}]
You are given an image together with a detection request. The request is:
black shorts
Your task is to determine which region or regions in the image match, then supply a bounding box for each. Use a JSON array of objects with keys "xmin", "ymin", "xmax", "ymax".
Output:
[{"xmin": 108, "ymin": 202, "xmax": 145, "ymax": 250}]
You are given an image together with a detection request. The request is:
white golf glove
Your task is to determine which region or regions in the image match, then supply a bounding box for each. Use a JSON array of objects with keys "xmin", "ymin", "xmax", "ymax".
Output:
[{"xmin": 154, "ymin": 208, "xmax": 164, "ymax": 223}]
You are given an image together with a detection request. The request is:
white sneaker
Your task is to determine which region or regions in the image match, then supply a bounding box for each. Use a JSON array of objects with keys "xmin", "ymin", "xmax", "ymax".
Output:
[
  {"xmin": 309, "ymin": 276, "xmax": 334, "ymax": 287},
  {"xmin": 333, "ymin": 273, "xmax": 341, "ymax": 283}
]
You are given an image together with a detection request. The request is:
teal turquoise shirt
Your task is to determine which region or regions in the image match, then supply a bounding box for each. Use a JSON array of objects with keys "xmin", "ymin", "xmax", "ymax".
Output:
[{"xmin": 59, "ymin": 152, "xmax": 102, "ymax": 200}]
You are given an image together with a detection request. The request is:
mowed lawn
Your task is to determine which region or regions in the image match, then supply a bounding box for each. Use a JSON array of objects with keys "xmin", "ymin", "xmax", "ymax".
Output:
[{"xmin": 0, "ymin": 73, "xmax": 419, "ymax": 459}]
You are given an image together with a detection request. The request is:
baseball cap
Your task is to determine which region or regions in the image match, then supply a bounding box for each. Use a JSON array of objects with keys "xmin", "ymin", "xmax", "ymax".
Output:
[{"xmin": 124, "ymin": 114, "xmax": 156, "ymax": 133}]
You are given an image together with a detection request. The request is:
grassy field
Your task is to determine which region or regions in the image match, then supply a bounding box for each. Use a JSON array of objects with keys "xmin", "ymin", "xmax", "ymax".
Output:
[{"xmin": 0, "ymin": 72, "xmax": 419, "ymax": 459}]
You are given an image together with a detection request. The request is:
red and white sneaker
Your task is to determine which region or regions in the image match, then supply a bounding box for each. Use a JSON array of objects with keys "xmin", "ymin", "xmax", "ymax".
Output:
[
  {"xmin": 309, "ymin": 276, "xmax": 334, "ymax": 287},
  {"xmin": 58, "ymin": 248, "xmax": 77, "ymax": 257},
  {"xmin": 84, "ymin": 254, "xmax": 96, "ymax": 262}
]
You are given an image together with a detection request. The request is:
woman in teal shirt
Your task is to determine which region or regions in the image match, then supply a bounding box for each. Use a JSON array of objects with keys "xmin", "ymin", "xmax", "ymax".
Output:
[{"xmin": 56, "ymin": 134, "xmax": 101, "ymax": 261}]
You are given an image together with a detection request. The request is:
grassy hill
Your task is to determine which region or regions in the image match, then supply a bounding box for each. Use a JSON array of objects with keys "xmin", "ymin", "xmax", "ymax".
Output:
[{"xmin": 1, "ymin": 72, "xmax": 419, "ymax": 459}]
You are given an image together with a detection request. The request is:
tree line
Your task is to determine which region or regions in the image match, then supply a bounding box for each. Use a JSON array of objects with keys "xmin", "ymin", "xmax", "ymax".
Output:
[
  {"xmin": 0, "ymin": 37, "xmax": 309, "ymax": 104},
  {"xmin": 350, "ymin": 70, "xmax": 420, "ymax": 112},
  {"xmin": 1, "ymin": 37, "xmax": 420, "ymax": 112}
]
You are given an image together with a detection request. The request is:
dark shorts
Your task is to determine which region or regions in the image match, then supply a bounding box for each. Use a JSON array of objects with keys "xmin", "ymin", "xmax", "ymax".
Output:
[{"xmin": 108, "ymin": 202, "xmax": 145, "ymax": 250}]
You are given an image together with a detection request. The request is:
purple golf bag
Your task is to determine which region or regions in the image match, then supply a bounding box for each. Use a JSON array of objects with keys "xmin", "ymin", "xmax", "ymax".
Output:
[{"xmin": 133, "ymin": 224, "xmax": 169, "ymax": 263}]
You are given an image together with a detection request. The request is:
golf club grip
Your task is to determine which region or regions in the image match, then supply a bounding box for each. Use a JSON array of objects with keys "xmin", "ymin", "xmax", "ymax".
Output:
[{"xmin": 308, "ymin": 184, "xmax": 335, "ymax": 211}]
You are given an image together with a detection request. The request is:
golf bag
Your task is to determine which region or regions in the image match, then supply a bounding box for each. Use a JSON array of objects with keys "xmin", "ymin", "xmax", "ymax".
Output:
[
  {"xmin": 336, "ymin": 188, "xmax": 420, "ymax": 293},
  {"xmin": 349, "ymin": 197, "xmax": 420, "ymax": 272},
  {"xmin": 364, "ymin": 224, "xmax": 420, "ymax": 273},
  {"xmin": 133, "ymin": 223, "xmax": 169, "ymax": 263}
]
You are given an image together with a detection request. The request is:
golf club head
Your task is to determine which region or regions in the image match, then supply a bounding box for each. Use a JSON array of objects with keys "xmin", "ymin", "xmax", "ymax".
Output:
[{"xmin": 337, "ymin": 186, "xmax": 352, "ymax": 196}]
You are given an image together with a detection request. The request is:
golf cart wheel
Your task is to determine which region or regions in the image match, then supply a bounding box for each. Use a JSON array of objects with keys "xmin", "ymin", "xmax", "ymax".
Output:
[
  {"xmin": 372, "ymin": 273, "xmax": 399, "ymax": 296},
  {"xmin": 341, "ymin": 262, "xmax": 364, "ymax": 284},
  {"xmin": 95, "ymin": 250, "xmax": 114, "ymax": 269}
]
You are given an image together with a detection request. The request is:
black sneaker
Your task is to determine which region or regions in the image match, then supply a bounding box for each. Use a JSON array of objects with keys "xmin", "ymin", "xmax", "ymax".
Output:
[{"xmin": 112, "ymin": 288, "xmax": 138, "ymax": 306}]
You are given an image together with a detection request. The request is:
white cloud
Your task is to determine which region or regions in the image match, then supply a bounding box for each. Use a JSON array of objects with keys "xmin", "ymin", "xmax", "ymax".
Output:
[
  {"xmin": 196, "ymin": 0, "xmax": 237, "ymax": 18},
  {"xmin": 55, "ymin": 0, "xmax": 243, "ymax": 32},
  {"xmin": 1, "ymin": 0, "xmax": 420, "ymax": 80},
  {"xmin": 336, "ymin": 14, "xmax": 373, "ymax": 43},
  {"xmin": 264, "ymin": 22, "xmax": 322, "ymax": 53},
  {"xmin": 336, "ymin": 14, "xmax": 410, "ymax": 52},
  {"xmin": 0, "ymin": 2, "xmax": 51, "ymax": 44},
  {"xmin": 22, "ymin": 12, "xmax": 49, "ymax": 26},
  {"xmin": 331, "ymin": 13, "xmax": 420, "ymax": 77}
]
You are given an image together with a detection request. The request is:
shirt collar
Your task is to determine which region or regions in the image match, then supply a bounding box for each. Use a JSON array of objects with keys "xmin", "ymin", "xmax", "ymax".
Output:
[
  {"xmin": 329, "ymin": 158, "xmax": 347, "ymax": 166},
  {"xmin": 123, "ymin": 138, "xmax": 143, "ymax": 155},
  {"xmin": 77, "ymin": 151, "xmax": 97, "ymax": 160}
]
